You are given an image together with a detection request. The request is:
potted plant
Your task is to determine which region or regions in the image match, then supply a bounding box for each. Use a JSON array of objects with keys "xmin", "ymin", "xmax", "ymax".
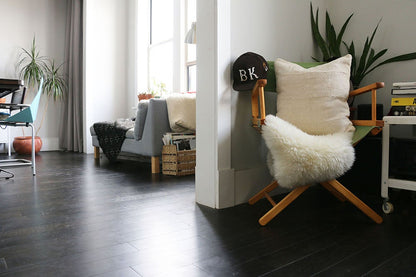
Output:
[
  {"xmin": 14, "ymin": 36, "xmax": 67, "ymax": 154},
  {"xmin": 310, "ymin": 3, "xmax": 353, "ymax": 62},
  {"xmin": 344, "ymin": 22, "xmax": 416, "ymax": 88},
  {"xmin": 137, "ymin": 92, "xmax": 153, "ymax": 101},
  {"xmin": 310, "ymin": 3, "xmax": 416, "ymax": 88},
  {"xmin": 137, "ymin": 79, "xmax": 167, "ymax": 101}
]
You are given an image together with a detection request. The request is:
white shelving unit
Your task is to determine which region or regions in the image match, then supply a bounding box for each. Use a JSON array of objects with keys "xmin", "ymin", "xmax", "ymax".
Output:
[{"xmin": 381, "ymin": 116, "xmax": 416, "ymax": 214}]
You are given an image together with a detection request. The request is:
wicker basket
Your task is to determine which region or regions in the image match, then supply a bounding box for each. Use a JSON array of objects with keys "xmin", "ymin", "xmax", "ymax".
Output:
[{"xmin": 162, "ymin": 145, "xmax": 196, "ymax": 176}]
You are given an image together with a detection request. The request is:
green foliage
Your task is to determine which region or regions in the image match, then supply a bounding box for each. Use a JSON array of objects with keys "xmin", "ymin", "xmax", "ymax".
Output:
[
  {"xmin": 310, "ymin": 3, "xmax": 416, "ymax": 88},
  {"xmin": 17, "ymin": 35, "xmax": 67, "ymax": 100},
  {"xmin": 149, "ymin": 78, "xmax": 167, "ymax": 96},
  {"xmin": 43, "ymin": 60, "xmax": 67, "ymax": 101},
  {"xmin": 17, "ymin": 36, "xmax": 47, "ymax": 89},
  {"xmin": 310, "ymin": 3, "xmax": 353, "ymax": 62},
  {"xmin": 17, "ymin": 36, "xmax": 67, "ymax": 135},
  {"xmin": 344, "ymin": 21, "xmax": 416, "ymax": 88}
]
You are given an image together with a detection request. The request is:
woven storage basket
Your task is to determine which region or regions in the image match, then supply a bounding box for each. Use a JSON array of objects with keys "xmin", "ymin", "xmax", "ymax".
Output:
[{"xmin": 162, "ymin": 145, "xmax": 196, "ymax": 176}]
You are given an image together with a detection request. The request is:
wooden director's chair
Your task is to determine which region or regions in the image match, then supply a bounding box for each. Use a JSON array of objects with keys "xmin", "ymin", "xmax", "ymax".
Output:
[{"xmin": 249, "ymin": 76, "xmax": 385, "ymax": 226}]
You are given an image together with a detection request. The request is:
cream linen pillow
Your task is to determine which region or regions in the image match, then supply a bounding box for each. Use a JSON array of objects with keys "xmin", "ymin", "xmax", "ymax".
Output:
[
  {"xmin": 166, "ymin": 93, "xmax": 196, "ymax": 132},
  {"xmin": 274, "ymin": 54, "xmax": 354, "ymax": 135}
]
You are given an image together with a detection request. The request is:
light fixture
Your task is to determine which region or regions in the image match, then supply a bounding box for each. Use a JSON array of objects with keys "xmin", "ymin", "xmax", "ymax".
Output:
[{"xmin": 185, "ymin": 22, "xmax": 196, "ymax": 44}]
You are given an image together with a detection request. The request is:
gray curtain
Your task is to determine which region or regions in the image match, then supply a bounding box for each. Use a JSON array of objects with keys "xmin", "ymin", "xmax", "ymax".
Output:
[{"xmin": 59, "ymin": 0, "xmax": 83, "ymax": 152}]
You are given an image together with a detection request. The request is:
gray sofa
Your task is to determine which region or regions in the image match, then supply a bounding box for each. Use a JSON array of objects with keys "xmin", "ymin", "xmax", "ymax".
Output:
[{"xmin": 90, "ymin": 98, "xmax": 171, "ymax": 173}]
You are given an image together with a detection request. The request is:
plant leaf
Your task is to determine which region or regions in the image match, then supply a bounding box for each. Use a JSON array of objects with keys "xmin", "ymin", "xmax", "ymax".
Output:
[
  {"xmin": 311, "ymin": 56, "xmax": 320, "ymax": 62},
  {"xmin": 365, "ymin": 48, "xmax": 387, "ymax": 71},
  {"xmin": 325, "ymin": 12, "xmax": 337, "ymax": 55},
  {"xmin": 344, "ymin": 40, "xmax": 356, "ymax": 80},
  {"xmin": 356, "ymin": 22, "xmax": 380, "ymax": 77},
  {"xmin": 328, "ymin": 25, "xmax": 338, "ymax": 56},
  {"xmin": 310, "ymin": 3, "xmax": 329, "ymax": 60},
  {"xmin": 336, "ymin": 13, "xmax": 353, "ymax": 50},
  {"xmin": 366, "ymin": 52, "xmax": 416, "ymax": 75}
]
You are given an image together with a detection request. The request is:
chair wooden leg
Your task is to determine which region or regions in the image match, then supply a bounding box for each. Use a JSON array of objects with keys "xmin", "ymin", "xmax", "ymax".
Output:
[
  {"xmin": 327, "ymin": 179, "xmax": 383, "ymax": 224},
  {"xmin": 249, "ymin": 180, "xmax": 279, "ymax": 205},
  {"xmin": 320, "ymin": 181, "xmax": 347, "ymax": 202},
  {"xmin": 94, "ymin": 146, "xmax": 100, "ymax": 160},
  {"xmin": 151, "ymin": 156, "xmax": 160, "ymax": 174},
  {"xmin": 259, "ymin": 185, "xmax": 310, "ymax": 226}
]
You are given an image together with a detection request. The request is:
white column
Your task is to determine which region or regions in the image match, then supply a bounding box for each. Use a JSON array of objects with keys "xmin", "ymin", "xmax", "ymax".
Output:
[{"xmin": 196, "ymin": 0, "xmax": 234, "ymax": 208}]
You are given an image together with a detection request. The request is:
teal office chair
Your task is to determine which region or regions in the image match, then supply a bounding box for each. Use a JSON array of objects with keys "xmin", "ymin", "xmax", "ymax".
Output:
[
  {"xmin": 0, "ymin": 79, "xmax": 42, "ymax": 176},
  {"xmin": 0, "ymin": 87, "xmax": 27, "ymax": 156}
]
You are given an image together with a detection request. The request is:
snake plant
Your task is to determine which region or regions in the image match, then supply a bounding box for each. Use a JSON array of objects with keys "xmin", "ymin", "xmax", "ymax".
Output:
[
  {"xmin": 310, "ymin": 3, "xmax": 353, "ymax": 62},
  {"xmin": 310, "ymin": 3, "xmax": 416, "ymax": 88},
  {"xmin": 344, "ymin": 21, "xmax": 416, "ymax": 88}
]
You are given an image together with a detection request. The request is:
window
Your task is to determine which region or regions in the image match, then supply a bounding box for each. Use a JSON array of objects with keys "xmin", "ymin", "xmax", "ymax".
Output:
[
  {"xmin": 148, "ymin": 0, "xmax": 173, "ymax": 95},
  {"xmin": 146, "ymin": 0, "xmax": 196, "ymax": 95},
  {"xmin": 185, "ymin": 0, "xmax": 196, "ymax": 91}
]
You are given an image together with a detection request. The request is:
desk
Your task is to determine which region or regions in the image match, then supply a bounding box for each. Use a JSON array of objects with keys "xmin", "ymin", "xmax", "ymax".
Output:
[
  {"xmin": 0, "ymin": 79, "xmax": 24, "ymax": 98},
  {"xmin": 381, "ymin": 116, "xmax": 416, "ymax": 213}
]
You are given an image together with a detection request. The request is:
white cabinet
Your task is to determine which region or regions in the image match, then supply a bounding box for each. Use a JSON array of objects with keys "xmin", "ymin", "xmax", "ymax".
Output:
[{"xmin": 381, "ymin": 116, "xmax": 416, "ymax": 213}]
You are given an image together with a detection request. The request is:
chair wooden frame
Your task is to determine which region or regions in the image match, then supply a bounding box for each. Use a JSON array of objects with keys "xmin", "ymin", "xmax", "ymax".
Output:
[{"xmin": 249, "ymin": 79, "xmax": 384, "ymax": 226}]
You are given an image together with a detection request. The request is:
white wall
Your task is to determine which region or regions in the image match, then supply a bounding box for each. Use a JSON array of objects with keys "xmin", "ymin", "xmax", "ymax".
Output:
[
  {"xmin": 84, "ymin": 0, "xmax": 131, "ymax": 153},
  {"xmin": 326, "ymin": 0, "xmax": 416, "ymax": 116},
  {"xmin": 0, "ymin": 0, "xmax": 67, "ymax": 151}
]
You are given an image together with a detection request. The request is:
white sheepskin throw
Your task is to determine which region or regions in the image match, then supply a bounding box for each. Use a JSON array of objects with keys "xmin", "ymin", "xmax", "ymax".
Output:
[
  {"xmin": 166, "ymin": 93, "xmax": 196, "ymax": 132},
  {"xmin": 262, "ymin": 115, "xmax": 355, "ymax": 189}
]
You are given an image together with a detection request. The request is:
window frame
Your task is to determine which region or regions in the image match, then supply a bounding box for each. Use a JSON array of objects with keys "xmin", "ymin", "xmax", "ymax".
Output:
[{"xmin": 145, "ymin": 0, "xmax": 195, "ymax": 94}]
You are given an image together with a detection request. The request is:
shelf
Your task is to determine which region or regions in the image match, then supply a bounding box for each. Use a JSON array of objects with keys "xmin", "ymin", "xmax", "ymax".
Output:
[
  {"xmin": 381, "ymin": 115, "xmax": 416, "ymax": 202},
  {"xmin": 385, "ymin": 178, "xmax": 416, "ymax": 191},
  {"xmin": 383, "ymin": 116, "xmax": 416, "ymax": 125}
]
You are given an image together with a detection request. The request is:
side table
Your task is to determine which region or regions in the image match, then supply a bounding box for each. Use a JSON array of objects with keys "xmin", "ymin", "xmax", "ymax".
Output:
[{"xmin": 381, "ymin": 116, "xmax": 416, "ymax": 213}]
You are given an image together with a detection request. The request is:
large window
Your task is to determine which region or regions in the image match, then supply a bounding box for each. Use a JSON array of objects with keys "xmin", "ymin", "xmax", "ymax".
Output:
[
  {"xmin": 147, "ymin": 0, "xmax": 196, "ymax": 95},
  {"xmin": 148, "ymin": 0, "xmax": 173, "ymax": 95},
  {"xmin": 185, "ymin": 0, "xmax": 196, "ymax": 91}
]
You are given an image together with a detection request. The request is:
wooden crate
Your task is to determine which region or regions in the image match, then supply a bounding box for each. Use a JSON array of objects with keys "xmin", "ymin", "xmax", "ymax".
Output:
[{"xmin": 162, "ymin": 145, "xmax": 196, "ymax": 176}]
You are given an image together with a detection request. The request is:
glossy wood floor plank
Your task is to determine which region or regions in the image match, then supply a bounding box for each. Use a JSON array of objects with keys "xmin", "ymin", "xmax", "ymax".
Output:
[{"xmin": 0, "ymin": 152, "xmax": 415, "ymax": 276}]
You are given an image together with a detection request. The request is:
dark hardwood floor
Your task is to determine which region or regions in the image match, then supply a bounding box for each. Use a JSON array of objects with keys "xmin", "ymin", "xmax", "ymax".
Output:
[{"xmin": 0, "ymin": 151, "xmax": 415, "ymax": 276}]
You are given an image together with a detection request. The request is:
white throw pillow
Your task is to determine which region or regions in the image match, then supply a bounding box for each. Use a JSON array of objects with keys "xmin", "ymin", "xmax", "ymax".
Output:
[
  {"xmin": 166, "ymin": 93, "xmax": 196, "ymax": 132},
  {"xmin": 262, "ymin": 115, "xmax": 355, "ymax": 188},
  {"xmin": 274, "ymin": 54, "xmax": 354, "ymax": 135}
]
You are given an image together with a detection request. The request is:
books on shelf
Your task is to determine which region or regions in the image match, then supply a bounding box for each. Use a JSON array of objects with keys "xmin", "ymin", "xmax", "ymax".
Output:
[
  {"xmin": 391, "ymin": 88, "xmax": 416, "ymax": 95},
  {"xmin": 392, "ymin": 81, "xmax": 416, "ymax": 87},
  {"xmin": 389, "ymin": 97, "xmax": 416, "ymax": 116},
  {"xmin": 391, "ymin": 97, "xmax": 416, "ymax": 106},
  {"xmin": 162, "ymin": 132, "xmax": 196, "ymax": 151},
  {"xmin": 392, "ymin": 81, "xmax": 416, "ymax": 95}
]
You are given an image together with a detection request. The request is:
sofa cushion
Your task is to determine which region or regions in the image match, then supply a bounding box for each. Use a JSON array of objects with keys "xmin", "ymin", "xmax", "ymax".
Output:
[
  {"xmin": 274, "ymin": 54, "xmax": 354, "ymax": 135},
  {"xmin": 134, "ymin": 100, "xmax": 149, "ymax": 140}
]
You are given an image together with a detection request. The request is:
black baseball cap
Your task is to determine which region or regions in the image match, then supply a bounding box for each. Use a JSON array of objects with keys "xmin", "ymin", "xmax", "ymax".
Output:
[{"xmin": 232, "ymin": 52, "xmax": 268, "ymax": 91}]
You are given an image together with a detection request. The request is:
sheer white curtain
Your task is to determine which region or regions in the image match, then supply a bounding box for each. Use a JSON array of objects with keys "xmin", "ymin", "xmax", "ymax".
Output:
[{"xmin": 59, "ymin": 0, "xmax": 83, "ymax": 152}]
